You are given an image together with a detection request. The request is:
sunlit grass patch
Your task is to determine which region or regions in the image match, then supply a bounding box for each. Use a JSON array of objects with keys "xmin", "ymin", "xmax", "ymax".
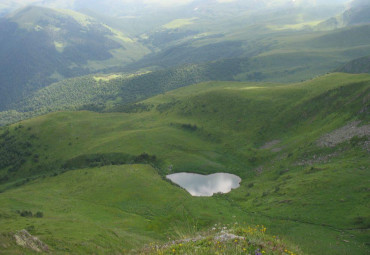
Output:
[
  {"xmin": 56, "ymin": 9, "xmax": 93, "ymax": 27},
  {"xmin": 93, "ymin": 74, "xmax": 123, "ymax": 82},
  {"xmin": 163, "ymin": 18, "xmax": 198, "ymax": 29},
  {"xmin": 266, "ymin": 20, "xmax": 323, "ymax": 31}
]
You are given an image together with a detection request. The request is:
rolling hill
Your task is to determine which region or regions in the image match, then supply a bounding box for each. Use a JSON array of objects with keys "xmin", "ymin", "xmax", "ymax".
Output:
[
  {"xmin": 1, "ymin": 1, "xmax": 367, "ymax": 119},
  {"xmin": 0, "ymin": 72, "xmax": 369, "ymax": 254},
  {"xmin": 0, "ymin": 1, "xmax": 368, "ymax": 254},
  {"xmin": 0, "ymin": 19, "xmax": 370, "ymax": 125},
  {"xmin": 2, "ymin": 19, "xmax": 369, "ymax": 126}
]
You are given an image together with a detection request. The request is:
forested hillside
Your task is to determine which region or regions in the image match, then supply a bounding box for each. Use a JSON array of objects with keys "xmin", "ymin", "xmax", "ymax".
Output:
[
  {"xmin": 1, "ymin": 1, "xmax": 369, "ymax": 119},
  {"xmin": 2, "ymin": 21, "xmax": 370, "ymax": 126},
  {"xmin": 0, "ymin": 58, "xmax": 245, "ymax": 125},
  {"xmin": 0, "ymin": 6, "xmax": 149, "ymax": 110}
]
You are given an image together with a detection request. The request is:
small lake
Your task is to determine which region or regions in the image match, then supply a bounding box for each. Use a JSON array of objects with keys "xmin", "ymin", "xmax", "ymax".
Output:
[{"xmin": 166, "ymin": 172, "xmax": 241, "ymax": 197}]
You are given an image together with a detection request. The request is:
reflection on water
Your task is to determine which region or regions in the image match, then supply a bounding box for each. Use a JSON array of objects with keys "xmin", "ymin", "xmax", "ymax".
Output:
[{"xmin": 166, "ymin": 172, "xmax": 241, "ymax": 197}]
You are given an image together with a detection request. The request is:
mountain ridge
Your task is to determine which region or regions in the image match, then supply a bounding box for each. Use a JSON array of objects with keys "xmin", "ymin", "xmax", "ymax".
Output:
[{"xmin": 0, "ymin": 5, "xmax": 150, "ymax": 110}]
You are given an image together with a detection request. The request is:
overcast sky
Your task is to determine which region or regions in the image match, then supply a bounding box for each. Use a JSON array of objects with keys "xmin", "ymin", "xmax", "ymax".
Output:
[
  {"xmin": 0, "ymin": 0, "xmax": 352, "ymax": 15},
  {"xmin": 5, "ymin": 0, "xmax": 352, "ymax": 6}
]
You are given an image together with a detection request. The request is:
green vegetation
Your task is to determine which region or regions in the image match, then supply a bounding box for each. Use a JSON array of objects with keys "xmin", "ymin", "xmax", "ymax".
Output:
[
  {"xmin": 0, "ymin": 6, "xmax": 149, "ymax": 110},
  {"xmin": 163, "ymin": 18, "xmax": 198, "ymax": 29},
  {"xmin": 0, "ymin": 1, "xmax": 369, "ymax": 253},
  {"xmin": 4, "ymin": 29, "xmax": 370, "ymax": 126},
  {"xmin": 0, "ymin": 165, "xmax": 254, "ymax": 254},
  {"xmin": 0, "ymin": 73, "xmax": 369, "ymax": 254},
  {"xmin": 1, "ymin": 58, "xmax": 245, "ymax": 125},
  {"xmin": 1, "ymin": 5, "xmax": 370, "ymax": 122},
  {"xmin": 146, "ymin": 224, "xmax": 301, "ymax": 255}
]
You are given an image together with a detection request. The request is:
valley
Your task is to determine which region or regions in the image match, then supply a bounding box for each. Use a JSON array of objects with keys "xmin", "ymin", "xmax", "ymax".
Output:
[
  {"xmin": 0, "ymin": 73, "xmax": 369, "ymax": 254},
  {"xmin": 0, "ymin": 0, "xmax": 369, "ymax": 254}
]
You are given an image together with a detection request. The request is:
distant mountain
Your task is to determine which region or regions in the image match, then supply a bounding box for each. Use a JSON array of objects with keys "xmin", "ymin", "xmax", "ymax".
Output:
[
  {"xmin": 1, "ymin": 1, "xmax": 368, "ymax": 124},
  {"xmin": 350, "ymin": 0, "xmax": 370, "ymax": 8},
  {"xmin": 0, "ymin": 58, "xmax": 246, "ymax": 126},
  {"xmin": 317, "ymin": 0, "xmax": 370, "ymax": 30},
  {"xmin": 342, "ymin": 3, "xmax": 370, "ymax": 26},
  {"xmin": 0, "ymin": 6, "xmax": 149, "ymax": 110},
  {"xmin": 336, "ymin": 55, "xmax": 370, "ymax": 74}
]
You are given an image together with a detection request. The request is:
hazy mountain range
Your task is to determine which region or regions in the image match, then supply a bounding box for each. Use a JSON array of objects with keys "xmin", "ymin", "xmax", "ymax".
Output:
[
  {"xmin": 0, "ymin": 0, "xmax": 369, "ymax": 254},
  {"xmin": 0, "ymin": 0, "xmax": 368, "ymax": 115}
]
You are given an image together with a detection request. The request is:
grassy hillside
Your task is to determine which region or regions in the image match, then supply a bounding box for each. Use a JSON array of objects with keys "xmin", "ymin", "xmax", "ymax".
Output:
[
  {"xmin": 0, "ymin": 73, "xmax": 369, "ymax": 254},
  {"xmin": 0, "ymin": 167, "xmax": 305, "ymax": 255},
  {"xmin": 0, "ymin": 164, "xmax": 243, "ymax": 254},
  {"xmin": 0, "ymin": 58, "xmax": 245, "ymax": 126},
  {"xmin": 1, "ymin": 5, "xmax": 369, "ymax": 123},
  {"xmin": 3, "ymin": 22, "xmax": 370, "ymax": 126}
]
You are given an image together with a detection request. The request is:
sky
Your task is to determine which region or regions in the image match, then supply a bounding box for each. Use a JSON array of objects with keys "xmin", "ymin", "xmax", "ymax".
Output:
[
  {"xmin": 0, "ymin": 0, "xmax": 353, "ymax": 15},
  {"xmin": 4, "ymin": 0, "xmax": 352, "ymax": 7}
]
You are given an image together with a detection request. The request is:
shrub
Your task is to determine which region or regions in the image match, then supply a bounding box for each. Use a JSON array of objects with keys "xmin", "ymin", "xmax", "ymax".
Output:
[
  {"xmin": 20, "ymin": 210, "xmax": 33, "ymax": 217},
  {"xmin": 35, "ymin": 211, "xmax": 44, "ymax": 218},
  {"xmin": 181, "ymin": 123, "xmax": 198, "ymax": 131}
]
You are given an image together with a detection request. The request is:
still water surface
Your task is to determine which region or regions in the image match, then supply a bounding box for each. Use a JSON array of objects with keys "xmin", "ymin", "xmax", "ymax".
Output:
[{"xmin": 166, "ymin": 172, "xmax": 241, "ymax": 197}]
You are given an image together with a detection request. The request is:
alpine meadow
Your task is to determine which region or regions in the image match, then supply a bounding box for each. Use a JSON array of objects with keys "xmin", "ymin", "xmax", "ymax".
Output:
[{"xmin": 0, "ymin": 0, "xmax": 369, "ymax": 254}]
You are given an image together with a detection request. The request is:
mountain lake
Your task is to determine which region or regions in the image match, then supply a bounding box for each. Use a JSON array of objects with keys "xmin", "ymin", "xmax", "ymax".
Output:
[{"xmin": 166, "ymin": 172, "xmax": 241, "ymax": 196}]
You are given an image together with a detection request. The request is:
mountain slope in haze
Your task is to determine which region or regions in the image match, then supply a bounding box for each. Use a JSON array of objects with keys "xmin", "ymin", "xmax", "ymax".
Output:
[
  {"xmin": 317, "ymin": 0, "xmax": 370, "ymax": 30},
  {"xmin": 336, "ymin": 55, "xmax": 370, "ymax": 74},
  {"xmin": 0, "ymin": 1, "xmax": 362, "ymax": 114},
  {"xmin": 0, "ymin": 5, "xmax": 150, "ymax": 111},
  {"xmin": 118, "ymin": 2, "xmax": 367, "ymax": 76},
  {"xmin": 0, "ymin": 58, "xmax": 245, "ymax": 126},
  {"xmin": 0, "ymin": 73, "xmax": 369, "ymax": 254},
  {"xmin": 2, "ymin": 19, "xmax": 370, "ymax": 127}
]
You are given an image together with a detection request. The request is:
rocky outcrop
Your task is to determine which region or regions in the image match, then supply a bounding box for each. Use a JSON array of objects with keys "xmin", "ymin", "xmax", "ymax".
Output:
[
  {"xmin": 317, "ymin": 121, "xmax": 370, "ymax": 148},
  {"xmin": 14, "ymin": 229, "xmax": 49, "ymax": 253}
]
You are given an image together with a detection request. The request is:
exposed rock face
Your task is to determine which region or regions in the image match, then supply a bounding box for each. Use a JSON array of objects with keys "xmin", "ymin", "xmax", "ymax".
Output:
[
  {"xmin": 14, "ymin": 229, "xmax": 49, "ymax": 253},
  {"xmin": 260, "ymin": 140, "xmax": 283, "ymax": 152},
  {"xmin": 317, "ymin": 121, "xmax": 370, "ymax": 148},
  {"xmin": 214, "ymin": 232, "xmax": 245, "ymax": 242},
  {"xmin": 260, "ymin": 140, "xmax": 281, "ymax": 150}
]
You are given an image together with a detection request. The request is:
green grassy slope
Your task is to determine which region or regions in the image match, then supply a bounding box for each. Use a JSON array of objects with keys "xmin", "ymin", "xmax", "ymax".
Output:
[
  {"xmin": 4, "ymin": 22, "xmax": 370, "ymax": 126},
  {"xmin": 0, "ymin": 165, "xmax": 246, "ymax": 254},
  {"xmin": 2, "ymin": 13, "xmax": 369, "ymax": 125},
  {"xmin": 128, "ymin": 10, "xmax": 370, "ymax": 83},
  {"xmin": 0, "ymin": 73, "xmax": 369, "ymax": 254},
  {"xmin": 0, "ymin": 58, "xmax": 244, "ymax": 126},
  {"xmin": 234, "ymin": 24, "xmax": 370, "ymax": 83}
]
